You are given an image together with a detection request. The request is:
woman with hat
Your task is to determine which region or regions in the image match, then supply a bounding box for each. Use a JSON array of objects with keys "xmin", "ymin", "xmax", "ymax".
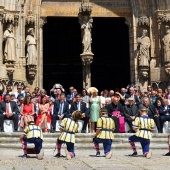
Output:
[{"xmin": 128, "ymin": 106, "xmax": 155, "ymax": 159}]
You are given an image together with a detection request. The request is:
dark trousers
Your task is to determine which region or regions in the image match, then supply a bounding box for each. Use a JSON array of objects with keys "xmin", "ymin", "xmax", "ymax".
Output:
[
  {"xmin": 153, "ymin": 116, "xmax": 161, "ymax": 132},
  {"xmin": 81, "ymin": 116, "xmax": 88, "ymax": 131},
  {"xmin": 125, "ymin": 117, "xmax": 133, "ymax": 131},
  {"xmin": 93, "ymin": 138, "xmax": 112, "ymax": 154},
  {"xmin": 0, "ymin": 114, "xmax": 18, "ymax": 131},
  {"xmin": 129, "ymin": 135, "xmax": 150, "ymax": 154},
  {"xmin": 112, "ymin": 116, "xmax": 119, "ymax": 133},
  {"xmin": 23, "ymin": 136, "xmax": 42, "ymax": 154},
  {"xmin": 58, "ymin": 139, "xmax": 74, "ymax": 154},
  {"xmin": 160, "ymin": 115, "xmax": 170, "ymax": 132},
  {"xmin": 52, "ymin": 114, "xmax": 60, "ymax": 130}
]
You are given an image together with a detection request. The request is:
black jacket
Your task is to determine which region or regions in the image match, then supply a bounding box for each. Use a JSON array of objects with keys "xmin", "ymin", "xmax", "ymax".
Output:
[
  {"xmin": 124, "ymin": 104, "xmax": 139, "ymax": 118},
  {"xmin": 0, "ymin": 101, "xmax": 19, "ymax": 114}
]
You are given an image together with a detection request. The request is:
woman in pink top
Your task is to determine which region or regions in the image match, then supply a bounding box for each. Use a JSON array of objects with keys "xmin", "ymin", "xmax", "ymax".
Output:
[
  {"xmin": 36, "ymin": 96, "xmax": 49, "ymax": 132},
  {"xmin": 20, "ymin": 96, "xmax": 34, "ymax": 127}
]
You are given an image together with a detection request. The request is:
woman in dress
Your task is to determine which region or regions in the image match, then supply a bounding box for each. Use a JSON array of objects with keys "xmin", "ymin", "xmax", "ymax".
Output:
[
  {"xmin": 20, "ymin": 96, "xmax": 34, "ymax": 128},
  {"xmin": 90, "ymin": 92, "xmax": 100, "ymax": 133},
  {"xmin": 36, "ymin": 96, "xmax": 49, "ymax": 132}
]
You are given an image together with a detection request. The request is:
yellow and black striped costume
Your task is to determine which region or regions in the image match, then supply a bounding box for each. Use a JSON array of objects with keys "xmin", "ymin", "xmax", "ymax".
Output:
[
  {"xmin": 24, "ymin": 122, "xmax": 43, "ymax": 140},
  {"xmin": 133, "ymin": 116, "xmax": 155, "ymax": 139},
  {"xmin": 96, "ymin": 116, "xmax": 115, "ymax": 140},
  {"xmin": 58, "ymin": 118, "xmax": 79, "ymax": 143}
]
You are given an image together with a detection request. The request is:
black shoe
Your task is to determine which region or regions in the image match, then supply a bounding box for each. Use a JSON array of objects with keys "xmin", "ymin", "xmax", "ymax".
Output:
[
  {"xmin": 96, "ymin": 152, "xmax": 100, "ymax": 157},
  {"xmin": 22, "ymin": 154, "xmax": 27, "ymax": 158},
  {"xmin": 128, "ymin": 152, "xmax": 137, "ymax": 156},
  {"xmin": 1, "ymin": 129, "xmax": 4, "ymax": 132},
  {"xmin": 14, "ymin": 130, "xmax": 18, "ymax": 132},
  {"xmin": 164, "ymin": 152, "xmax": 170, "ymax": 156},
  {"xmin": 54, "ymin": 153, "xmax": 61, "ymax": 158},
  {"xmin": 51, "ymin": 129, "xmax": 55, "ymax": 133},
  {"xmin": 81, "ymin": 129, "xmax": 86, "ymax": 133}
]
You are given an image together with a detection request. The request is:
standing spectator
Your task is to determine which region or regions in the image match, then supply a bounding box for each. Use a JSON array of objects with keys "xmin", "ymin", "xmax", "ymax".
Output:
[
  {"xmin": 15, "ymin": 85, "xmax": 23, "ymax": 99},
  {"xmin": 66, "ymin": 86, "xmax": 75, "ymax": 104},
  {"xmin": 150, "ymin": 90, "xmax": 157, "ymax": 106},
  {"xmin": 36, "ymin": 96, "xmax": 49, "ymax": 132},
  {"xmin": 90, "ymin": 92, "xmax": 100, "ymax": 133},
  {"xmin": 22, "ymin": 86, "xmax": 30, "ymax": 98},
  {"xmin": 34, "ymin": 87, "xmax": 40, "ymax": 96},
  {"xmin": 109, "ymin": 90, "xmax": 114, "ymax": 97},
  {"xmin": 129, "ymin": 87, "xmax": 140, "ymax": 107},
  {"xmin": 38, "ymin": 89, "xmax": 49, "ymax": 103},
  {"xmin": 100, "ymin": 90, "xmax": 109, "ymax": 108},
  {"xmin": 124, "ymin": 98, "xmax": 138, "ymax": 132},
  {"xmin": 20, "ymin": 96, "xmax": 34, "ymax": 128},
  {"xmin": 81, "ymin": 89, "xmax": 90, "ymax": 108},
  {"xmin": 73, "ymin": 88, "xmax": 78, "ymax": 95},
  {"xmin": 9, "ymin": 93, "xmax": 17, "ymax": 102},
  {"xmin": 119, "ymin": 88, "xmax": 130, "ymax": 106},
  {"xmin": 70, "ymin": 94, "xmax": 89, "ymax": 133},
  {"xmin": 51, "ymin": 93, "xmax": 69, "ymax": 133},
  {"xmin": 0, "ymin": 82, "xmax": 5, "ymax": 102},
  {"xmin": 107, "ymin": 96, "xmax": 125, "ymax": 133},
  {"xmin": 147, "ymin": 85, "xmax": 152, "ymax": 93},
  {"xmin": 3, "ymin": 85, "xmax": 12, "ymax": 95},
  {"xmin": 0, "ymin": 94, "xmax": 19, "ymax": 132}
]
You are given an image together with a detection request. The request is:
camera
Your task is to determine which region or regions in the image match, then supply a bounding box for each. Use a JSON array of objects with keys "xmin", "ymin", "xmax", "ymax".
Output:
[{"xmin": 55, "ymin": 84, "xmax": 60, "ymax": 89}]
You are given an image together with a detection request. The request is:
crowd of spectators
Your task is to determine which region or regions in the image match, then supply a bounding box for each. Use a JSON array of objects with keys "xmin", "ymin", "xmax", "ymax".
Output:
[{"xmin": 0, "ymin": 82, "xmax": 170, "ymax": 133}]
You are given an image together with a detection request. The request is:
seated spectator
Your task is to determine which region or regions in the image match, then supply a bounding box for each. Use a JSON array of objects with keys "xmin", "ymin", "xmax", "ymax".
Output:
[
  {"xmin": 0, "ymin": 94, "xmax": 19, "ymax": 132},
  {"xmin": 70, "ymin": 94, "xmax": 89, "ymax": 133},
  {"xmin": 38, "ymin": 89, "xmax": 49, "ymax": 103},
  {"xmin": 119, "ymin": 88, "xmax": 130, "ymax": 106},
  {"xmin": 17, "ymin": 97, "xmax": 24, "ymax": 120},
  {"xmin": 107, "ymin": 96, "xmax": 125, "ymax": 133},
  {"xmin": 66, "ymin": 86, "xmax": 75, "ymax": 104},
  {"xmin": 15, "ymin": 85, "xmax": 23, "ymax": 99},
  {"xmin": 124, "ymin": 97, "xmax": 138, "ymax": 132},
  {"xmin": 167, "ymin": 86, "xmax": 170, "ymax": 104},
  {"xmin": 139, "ymin": 97, "xmax": 161, "ymax": 133},
  {"xmin": 20, "ymin": 96, "xmax": 34, "ymax": 128},
  {"xmin": 9, "ymin": 92, "xmax": 17, "ymax": 103},
  {"xmin": 51, "ymin": 93, "xmax": 69, "ymax": 133},
  {"xmin": 109, "ymin": 90, "xmax": 114, "ymax": 97},
  {"xmin": 159, "ymin": 99, "xmax": 170, "ymax": 133},
  {"xmin": 129, "ymin": 87, "xmax": 140, "ymax": 107},
  {"xmin": 47, "ymin": 98, "xmax": 54, "ymax": 131},
  {"xmin": 150, "ymin": 90, "xmax": 157, "ymax": 106},
  {"xmin": 0, "ymin": 82, "xmax": 5, "ymax": 102},
  {"xmin": 36, "ymin": 96, "xmax": 49, "ymax": 132},
  {"xmin": 22, "ymin": 86, "xmax": 30, "ymax": 98},
  {"xmin": 34, "ymin": 87, "xmax": 40, "ymax": 96},
  {"xmin": 3, "ymin": 85, "xmax": 12, "ymax": 95}
]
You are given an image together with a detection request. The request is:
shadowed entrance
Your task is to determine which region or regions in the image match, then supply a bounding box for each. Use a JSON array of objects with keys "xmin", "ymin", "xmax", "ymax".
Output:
[
  {"xmin": 43, "ymin": 17, "xmax": 82, "ymax": 93},
  {"xmin": 91, "ymin": 17, "xmax": 130, "ymax": 91}
]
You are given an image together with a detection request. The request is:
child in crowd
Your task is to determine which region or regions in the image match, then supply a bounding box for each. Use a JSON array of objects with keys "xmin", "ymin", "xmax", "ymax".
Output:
[
  {"xmin": 19, "ymin": 121, "xmax": 44, "ymax": 160},
  {"xmin": 54, "ymin": 110, "xmax": 82, "ymax": 160},
  {"xmin": 164, "ymin": 134, "xmax": 170, "ymax": 156},
  {"xmin": 93, "ymin": 108, "xmax": 115, "ymax": 159},
  {"xmin": 128, "ymin": 107, "xmax": 155, "ymax": 159}
]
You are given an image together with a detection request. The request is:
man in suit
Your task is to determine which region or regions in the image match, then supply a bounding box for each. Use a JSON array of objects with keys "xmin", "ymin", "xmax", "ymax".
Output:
[
  {"xmin": 159, "ymin": 99, "xmax": 170, "ymax": 132},
  {"xmin": 0, "ymin": 94, "xmax": 19, "ymax": 132},
  {"xmin": 52, "ymin": 93, "xmax": 69, "ymax": 133},
  {"xmin": 124, "ymin": 97, "xmax": 139, "ymax": 132},
  {"xmin": 66, "ymin": 86, "xmax": 75, "ymax": 104},
  {"xmin": 139, "ymin": 97, "xmax": 161, "ymax": 132},
  {"xmin": 70, "ymin": 94, "xmax": 89, "ymax": 133}
]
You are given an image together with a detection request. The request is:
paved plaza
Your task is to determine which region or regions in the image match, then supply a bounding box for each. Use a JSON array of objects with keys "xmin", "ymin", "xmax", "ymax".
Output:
[{"xmin": 0, "ymin": 149, "xmax": 170, "ymax": 170}]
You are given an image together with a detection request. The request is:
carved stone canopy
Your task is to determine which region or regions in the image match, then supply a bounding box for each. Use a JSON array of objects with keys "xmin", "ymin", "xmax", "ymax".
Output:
[
  {"xmin": 139, "ymin": 66, "xmax": 149, "ymax": 80},
  {"xmin": 27, "ymin": 65, "xmax": 37, "ymax": 80},
  {"xmin": 157, "ymin": 13, "xmax": 170, "ymax": 23},
  {"xmin": 6, "ymin": 63, "xmax": 15, "ymax": 75},
  {"xmin": 26, "ymin": 11, "xmax": 35, "ymax": 25},
  {"xmin": 81, "ymin": 53, "xmax": 94, "ymax": 65},
  {"xmin": 138, "ymin": 16, "xmax": 150, "ymax": 26}
]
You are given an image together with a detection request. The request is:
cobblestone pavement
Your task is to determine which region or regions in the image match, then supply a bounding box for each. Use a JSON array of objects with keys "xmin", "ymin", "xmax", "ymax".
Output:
[{"xmin": 0, "ymin": 148, "xmax": 170, "ymax": 170}]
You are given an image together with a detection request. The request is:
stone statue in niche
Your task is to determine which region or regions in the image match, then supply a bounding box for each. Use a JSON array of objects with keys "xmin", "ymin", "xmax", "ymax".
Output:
[
  {"xmin": 81, "ymin": 16, "xmax": 93, "ymax": 54},
  {"xmin": 137, "ymin": 29, "xmax": 150, "ymax": 67},
  {"xmin": 25, "ymin": 28, "xmax": 37, "ymax": 66},
  {"xmin": 3, "ymin": 24, "xmax": 16, "ymax": 63},
  {"xmin": 162, "ymin": 25, "xmax": 170, "ymax": 63}
]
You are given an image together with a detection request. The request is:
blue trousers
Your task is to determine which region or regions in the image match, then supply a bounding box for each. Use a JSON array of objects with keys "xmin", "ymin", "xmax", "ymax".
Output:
[
  {"xmin": 23, "ymin": 136, "xmax": 42, "ymax": 154},
  {"xmin": 129, "ymin": 135, "xmax": 150, "ymax": 154},
  {"xmin": 58, "ymin": 139, "xmax": 74, "ymax": 154},
  {"xmin": 93, "ymin": 138, "xmax": 112, "ymax": 154}
]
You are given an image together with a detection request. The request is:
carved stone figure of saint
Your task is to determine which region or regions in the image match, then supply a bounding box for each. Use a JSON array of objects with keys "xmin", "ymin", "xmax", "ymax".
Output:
[
  {"xmin": 137, "ymin": 30, "xmax": 150, "ymax": 67},
  {"xmin": 81, "ymin": 16, "xmax": 93, "ymax": 54},
  {"xmin": 26, "ymin": 28, "xmax": 37, "ymax": 66},
  {"xmin": 3, "ymin": 24, "xmax": 16, "ymax": 62},
  {"xmin": 162, "ymin": 26, "xmax": 170, "ymax": 63}
]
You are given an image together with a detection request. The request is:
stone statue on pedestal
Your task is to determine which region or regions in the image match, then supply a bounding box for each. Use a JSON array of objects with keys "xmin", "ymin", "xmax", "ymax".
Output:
[
  {"xmin": 25, "ymin": 28, "xmax": 37, "ymax": 66},
  {"xmin": 81, "ymin": 16, "xmax": 93, "ymax": 54},
  {"xmin": 137, "ymin": 29, "xmax": 150, "ymax": 67},
  {"xmin": 3, "ymin": 24, "xmax": 16, "ymax": 62},
  {"xmin": 162, "ymin": 26, "xmax": 170, "ymax": 63}
]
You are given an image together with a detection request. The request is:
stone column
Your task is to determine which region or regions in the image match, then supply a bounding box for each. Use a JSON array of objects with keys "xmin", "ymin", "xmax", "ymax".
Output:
[
  {"xmin": 0, "ymin": 6, "xmax": 4, "ymax": 65},
  {"xmin": 79, "ymin": 0, "xmax": 93, "ymax": 89},
  {"xmin": 38, "ymin": 17, "xmax": 46, "ymax": 89}
]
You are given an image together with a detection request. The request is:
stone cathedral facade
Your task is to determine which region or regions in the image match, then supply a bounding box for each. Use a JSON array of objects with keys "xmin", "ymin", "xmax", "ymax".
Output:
[{"xmin": 0, "ymin": 0, "xmax": 170, "ymax": 91}]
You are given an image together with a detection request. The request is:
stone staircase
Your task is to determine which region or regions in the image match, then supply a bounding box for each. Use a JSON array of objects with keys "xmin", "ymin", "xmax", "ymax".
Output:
[{"xmin": 0, "ymin": 133, "xmax": 169, "ymax": 150}]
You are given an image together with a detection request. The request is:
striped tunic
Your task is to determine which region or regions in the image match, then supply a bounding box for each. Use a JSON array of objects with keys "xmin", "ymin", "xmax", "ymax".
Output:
[
  {"xmin": 24, "ymin": 123, "xmax": 43, "ymax": 141},
  {"xmin": 133, "ymin": 116, "xmax": 155, "ymax": 139},
  {"xmin": 58, "ymin": 118, "xmax": 79, "ymax": 143},
  {"xmin": 96, "ymin": 116, "xmax": 115, "ymax": 140}
]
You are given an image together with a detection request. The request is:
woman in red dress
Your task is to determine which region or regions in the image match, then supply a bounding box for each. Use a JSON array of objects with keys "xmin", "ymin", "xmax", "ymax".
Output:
[
  {"xmin": 36, "ymin": 96, "xmax": 49, "ymax": 132},
  {"xmin": 20, "ymin": 96, "xmax": 34, "ymax": 128}
]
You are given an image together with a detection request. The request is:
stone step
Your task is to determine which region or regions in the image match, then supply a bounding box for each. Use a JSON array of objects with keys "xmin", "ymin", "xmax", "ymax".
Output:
[
  {"xmin": 0, "ymin": 143, "xmax": 168, "ymax": 150},
  {"xmin": 0, "ymin": 137, "xmax": 168, "ymax": 144}
]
